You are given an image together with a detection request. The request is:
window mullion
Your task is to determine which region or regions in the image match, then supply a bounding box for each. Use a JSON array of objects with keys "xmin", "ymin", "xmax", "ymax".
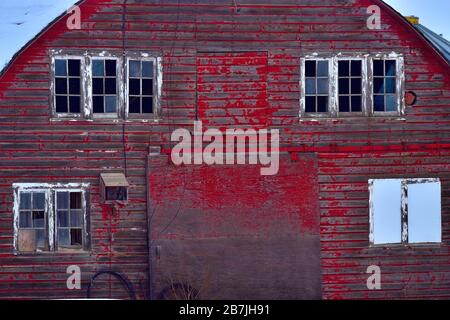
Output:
[
  {"xmin": 401, "ymin": 180, "xmax": 409, "ymax": 244},
  {"xmin": 329, "ymin": 57, "xmax": 338, "ymax": 117},
  {"xmin": 84, "ymin": 56, "xmax": 93, "ymax": 119},
  {"xmin": 47, "ymin": 189, "xmax": 55, "ymax": 251}
]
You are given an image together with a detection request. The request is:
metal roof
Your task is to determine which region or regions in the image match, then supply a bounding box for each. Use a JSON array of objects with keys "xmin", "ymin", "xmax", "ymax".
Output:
[{"xmin": 415, "ymin": 24, "xmax": 450, "ymax": 63}]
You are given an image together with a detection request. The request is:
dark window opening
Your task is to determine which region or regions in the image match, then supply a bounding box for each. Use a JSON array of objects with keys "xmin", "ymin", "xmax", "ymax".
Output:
[{"xmin": 106, "ymin": 187, "xmax": 128, "ymax": 201}]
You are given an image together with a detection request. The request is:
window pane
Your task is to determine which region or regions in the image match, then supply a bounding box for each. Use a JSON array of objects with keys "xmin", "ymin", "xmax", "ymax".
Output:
[
  {"xmin": 142, "ymin": 97, "xmax": 153, "ymax": 114},
  {"xmin": 33, "ymin": 193, "xmax": 45, "ymax": 210},
  {"xmin": 105, "ymin": 78, "xmax": 117, "ymax": 95},
  {"xmin": 19, "ymin": 212, "xmax": 31, "ymax": 228},
  {"xmin": 70, "ymin": 192, "xmax": 82, "ymax": 209},
  {"xmin": 317, "ymin": 61, "xmax": 328, "ymax": 77},
  {"xmin": 385, "ymin": 60, "xmax": 396, "ymax": 76},
  {"xmin": 58, "ymin": 229, "xmax": 70, "ymax": 246},
  {"xmin": 351, "ymin": 60, "xmax": 362, "ymax": 76},
  {"xmin": 55, "ymin": 78, "xmax": 67, "ymax": 94},
  {"xmin": 68, "ymin": 60, "xmax": 81, "ymax": 77},
  {"xmin": 105, "ymin": 96, "xmax": 117, "ymax": 113},
  {"xmin": 57, "ymin": 192, "xmax": 69, "ymax": 209},
  {"xmin": 305, "ymin": 79, "xmax": 316, "ymax": 94},
  {"xmin": 374, "ymin": 78, "xmax": 384, "ymax": 94},
  {"xmin": 56, "ymin": 96, "xmax": 68, "ymax": 113},
  {"xmin": 58, "ymin": 211, "xmax": 69, "ymax": 228},
  {"xmin": 408, "ymin": 181, "xmax": 441, "ymax": 243},
  {"xmin": 129, "ymin": 60, "xmax": 141, "ymax": 77},
  {"xmin": 142, "ymin": 79, "xmax": 153, "ymax": 96},
  {"xmin": 70, "ymin": 211, "xmax": 83, "ymax": 228},
  {"xmin": 129, "ymin": 97, "xmax": 141, "ymax": 113},
  {"xmin": 317, "ymin": 96, "xmax": 328, "ymax": 113},
  {"xmin": 69, "ymin": 78, "xmax": 80, "ymax": 95},
  {"xmin": 69, "ymin": 96, "xmax": 81, "ymax": 113},
  {"xmin": 20, "ymin": 193, "xmax": 31, "ymax": 210},
  {"xmin": 339, "ymin": 96, "xmax": 350, "ymax": 112},
  {"xmin": 317, "ymin": 79, "xmax": 328, "ymax": 94},
  {"xmin": 351, "ymin": 96, "xmax": 362, "ymax": 112},
  {"xmin": 32, "ymin": 211, "xmax": 45, "ymax": 228},
  {"xmin": 374, "ymin": 95, "xmax": 385, "ymax": 112},
  {"xmin": 373, "ymin": 60, "xmax": 384, "ymax": 76},
  {"xmin": 93, "ymin": 78, "xmax": 104, "ymax": 94},
  {"xmin": 71, "ymin": 229, "xmax": 83, "ymax": 246},
  {"xmin": 305, "ymin": 96, "xmax": 316, "ymax": 113},
  {"xmin": 351, "ymin": 78, "xmax": 361, "ymax": 94},
  {"xmin": 385, "ymin": 95, "xmax": 397, "ymax": 112},
  {"xmin": 92, "ymin": 60, "xmax": 104, "ymax": 77},
  {"xmin": 385, "ymin": 77, "xmax": 396, "ymax": 94},
  {"xmin": 142, "ymin": 61, "xmax": 154, "ymax": 77},
  {"xmin": 55, "ymin": 59, "xmax": 67, "ymax": 76},
  {"xmin": 129, "ymin": 79, "xmax": 141, "ymax": 95},
  {"xmin": 105, "ymin": 60, "xmax": 116, "ymax": 76},
  {"xmin": 338, "ymin": 61, "xmax": 350, "ymax": 77},
  {"xmin": 371, "ymin": 179, "xmax": 402, "ymax": 244},
  {"xmin": 36, "ymin": 230, "xmax": 45, "ymax": 248},
  {"xmin": 305, "ymin": 61, "xmax": 316, "ymax": 77},
  {"xmin": 339, "ymin": 78, "xmax": 349, "ymax": 94},
  {"xmin": 93, "ymin": 96, "xmax": 104, "ymax": 113}
]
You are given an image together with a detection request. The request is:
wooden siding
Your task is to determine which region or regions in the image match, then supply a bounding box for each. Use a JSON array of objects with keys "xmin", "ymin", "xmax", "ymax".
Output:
[{"xmin": 0, "ymin": 0, "xmax": 448, "ymax": 299}]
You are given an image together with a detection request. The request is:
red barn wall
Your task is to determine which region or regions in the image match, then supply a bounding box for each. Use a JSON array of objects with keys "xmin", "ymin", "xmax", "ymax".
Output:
[{"xmin": 0, "ymin": 0, "xmax": 448, "ymax": 299}]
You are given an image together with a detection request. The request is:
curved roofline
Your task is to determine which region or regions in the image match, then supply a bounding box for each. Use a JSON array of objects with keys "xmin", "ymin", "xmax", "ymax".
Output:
[
  {"xmin": 0, "ymin": 0, "xmax": 87, "ymax": 80},
  {"xmin": 1, "ymin": 0, "xmax": 449, "ymax": 80},
  {"xmin": 375, "ymin": 0, "xmax": 450, "ymax": 69}
]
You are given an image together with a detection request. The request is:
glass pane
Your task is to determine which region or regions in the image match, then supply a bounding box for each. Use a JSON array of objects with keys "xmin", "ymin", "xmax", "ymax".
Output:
[
  {"xmin": 351, "ymin": 78, "xmax": 361, "ymax": 94},
  {"xmin": 305, "ymin": 79, "xmax": 316, "ymax": 94},
  {"xmin": 70, "ymin": 192, "xmax": 82, "ymax": 209},
  {"xmin": 57, "ymin": 192, "xmax": 69, "ymax": 209},
  {"xmin": 351, "ymin": 60, "xmax": 362, "ymax": 76},
  {"xmin": 374, "ymin": 78, "xmax": 384, "ymax": 94},
  {"xmin": 317, "ymin": 96, "xmax": 328, "ymax": 113},
  {"xmin": 385, "ymin": 60, "xmax": 396, "ymax": 76},
  {"xmin": 69, "ymin": 96, "xmax": 81, "ymax": 114},
  {"xmin": 56, "ymin": 96, "xmax": 68, "ymax": 113},
  {"xmin": 385, "ymin": 95, "xmax": 397, "ymax": 112},
  {"xmin": 371, "ymin": 179, "xmax": 402, "ymax": 244},
  {"xmin": 374, "ymin": 95, "xmax": 385, "ymax": 112},
  {"xmin": 129, "ymin": 79, "xmax": 141, "ymax": 95},
  {"xmin": 105, "ymin": 78, "xmax": 117, "ymax": 95},
  {"xmin": 385, "ymin": 77, "xmax": 396, "ymax": 94},
  {"xmin": 33, "ymin": 193, "xmax": 45, "ymax": 210},
  {"xmin": 93, "ymin": 96, "xmax": 104, "ymax": 113},
  {"xmin": 32, "ymin": 211, "xmax": 45, "ymax": 228},
  {"xmin": 20, "ymin": 193, "xmax": 31, "ymax": 210},
  {"xmin": 129, "ymin": 60, "xmax": 141, "ymax": 77},
  {"xmin": 69, "ymin": 78, "xmax": 80, "ymax": 95},
  {"xmin": 105, "ymin": 60, "xmax": 116, "ymax": 76},
  {"xmin": 142, "ymin": 97, "xmax": 153, "ymax": 114},
  {"xmin": 55, "ymin": 78, "xmax": 67, "ymax": 94},
  {"xmin": 93, "ymin": 78, "xmax": 104, "ymax": 95},
  {"xmin": 58, "ymin": 211, "xmax": 69, "ymax": 228},
  {"xmin": 105, "ymin": 96, "xmax": 117, "ymax": 113},
  {"xmin": 317, "ymin": 78, "xmax": 328, "ymax": 94},
  {"xmin": 55, "ymin": 59, "xmax": 67, "ymax": 76},
  {"xmin": 351, "ymin": 96, "xmax": 362, "ymax": 112},
  {"xmin": 373, "ymin": 60, "xmax": 384, "ymax": 76},
  {"xmin": 317, "ymin": 61, "xmax": 328, "ymax": 77},
  {"xmin": 36, "ymin": 229, "xmax": 45, "ymax": 248},
  {"xmin": 142, "ymin": 79, "xmax": 153, "ymax": 96},
  {"xmin": 339, "ymin": 78, "xmax": 349, "ymax": 94},
  {"xmin": 305, "ymin": 96, "xmax": 316, "ymax": 113},
  {"xmin": 58, "ymin": 229, "xmax": 70, "ymax": 246},
  {"xmin": 19, "ymin": 212, "xmax": 31, "ymax": 228},
  {"xmin": 68, "ymin": 60, "xmax": 81, "ymax": 77},
  {"xmin": 305, "ymin": 61, "xmax": 316, "ymax": 77},
  {"xmin": 70, "ymin": 211, "xmax": 83, "ymax": 228},
  {"xmin": 142, "ymin": 61, "xmax": 154, "ymax": 77},
  {"xmin": 92, "ymin": 60, "xmax": 104, "ymax": 77},
  {"xmin": 408, "ymin": 181, "xmax": 441, "ymax": 243},
  {"xmin": 71, "ymin": 229, "xmax": 83, "ymax": 246},
  {"xmin": 339, "ymin": 96, "xmax": 350, "ymax": 112},
  {"xmin": 129, "ymin": 97, "xmax": 141, "ymax": 113},
  {"xmin": 338, "ymin": 61, "xmax": 350, "ymax": 77}
]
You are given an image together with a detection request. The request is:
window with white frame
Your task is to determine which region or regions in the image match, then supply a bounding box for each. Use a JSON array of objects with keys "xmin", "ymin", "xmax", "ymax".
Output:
[
  {"xmin": 300, "ymin": 54, "xmax": 404, "ymax": 118},
  {"xmin": 369, "ymin": 178, "xmax": 441, "ymax": 245},
  {"xmin": 13, "ymin": 183, "xmax": 89, "ymax": 253},
  {"xmin": 50, "ymin": 51, "xmax": 161, "ymax": 120}
]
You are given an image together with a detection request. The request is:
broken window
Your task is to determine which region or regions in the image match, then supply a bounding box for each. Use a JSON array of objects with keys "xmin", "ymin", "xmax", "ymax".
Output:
[
  {"xmin": 127, "ymin": 58, "xmax": 156, "ymax": 116},
  {"xmin": 13, "ymin": 184, "xmax": 89, "ymax": 253},
  {"xmin": 92, "ymin": 59, "xmax": 119, "ymax": 116},
  {"xmin": 304, "ymin": 60, "xmax": 330, "ymax": 114},
  {"xmin": 373, "ymin": 59, "xmax": 399, "ymax": 113},
  {"xmin": 54, "ymin": 58, "xmax": 82, "ymax": 115},
  {"xmin": 369, "ymin": 178, "xmax": 441, "ymax": 245},
  {"xmin": 338, "ymin": 60, "xmax": 363, "ymax": 113}
]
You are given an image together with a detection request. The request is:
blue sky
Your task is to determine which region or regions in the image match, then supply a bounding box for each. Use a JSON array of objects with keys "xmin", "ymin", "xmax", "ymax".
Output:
[{"xmin": 0, "ymin": 0, "xmax": 449, "ymax": 68}]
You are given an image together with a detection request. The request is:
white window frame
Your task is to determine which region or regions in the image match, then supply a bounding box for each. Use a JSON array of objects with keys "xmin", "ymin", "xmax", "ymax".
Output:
[
  {"xmin": 369, "ymin": 178, "xmax": 442, "ymax": 246},
  {"xmin": 13, "ymin": 183, "xmax": 90, "ymax": 254},
  {"xmin": 125, "ymin": 53, "xmax": 163, "ymax": 119},
  {"xmin": 300, "ymin": 53, "xmax": 405, "ymax": 119}
]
